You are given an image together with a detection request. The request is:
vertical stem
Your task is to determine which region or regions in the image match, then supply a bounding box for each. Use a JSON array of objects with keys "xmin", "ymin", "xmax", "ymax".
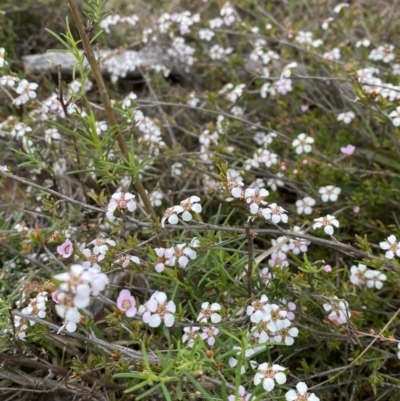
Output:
[
  {"xmin": 245, "ymin": 224, "xmax": 254, "ymax": 299},
  {"xmin": 67, "ymin": 0, "xmax": 157, "ymax": 222}
]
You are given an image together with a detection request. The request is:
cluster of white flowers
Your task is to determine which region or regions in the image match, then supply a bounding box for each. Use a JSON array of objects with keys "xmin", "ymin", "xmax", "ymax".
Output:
[
  {"xmin": 154, "ymin": 240, "xmax": 198, "ymax": 272},
  {"xmin": 219, "ymin": 83, "xmax": 246, "ymax": 103},
  {"xmin": 53, "ymin": 263, "xmax": 109, "ymax": 332},
  {"xmin": 161, "ymin": 196, "xmax": 202, "ymax": 227},
  {"xmin": 350, "ymin": 263, "xmax": 387, "ymax": 289},
  {"xmin": 368, "ymin": 44, "xmax": 395, "ymax": 63},
  {"xmin": 15, "ymin": 291, "xmax": 49, "ymax": 340},
  {"xmin": 134, "ymin": 110, "xmax": 166, "ymax": 155},
  {"xmin": 244, "ymin": 148, "xmax": 279, "ymax": 170},
  {"xmin": 99, "ymin": 14, "xmax": 139, "ymax": 34},
  {"xmin": 295, "ymin": 31, "xmax": 323, "ymax": 48},
  {"xmin": 226, "ymin": 182, "xmax": 289, "ymax": 224}
]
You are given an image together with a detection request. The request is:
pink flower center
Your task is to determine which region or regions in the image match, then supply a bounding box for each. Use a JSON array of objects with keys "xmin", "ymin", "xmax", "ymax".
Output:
[{"xmin": 122, "ymin": 300, "xmax": 131, "ymax": 310}]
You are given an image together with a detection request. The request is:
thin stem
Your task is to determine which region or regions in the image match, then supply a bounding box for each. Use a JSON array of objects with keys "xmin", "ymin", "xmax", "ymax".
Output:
[
  {"xmin": 245, "ymin": 224, "xmax": 254, "ymax": 298},
  {"xmin": 67, "ymin": 0, "xmax": 157, "ymax": 222}
]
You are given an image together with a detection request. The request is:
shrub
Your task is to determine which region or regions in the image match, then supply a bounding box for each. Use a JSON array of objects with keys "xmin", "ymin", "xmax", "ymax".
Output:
[{"xmin": 1, "ymin": 0, "xmax": 400, "ymax": 400}]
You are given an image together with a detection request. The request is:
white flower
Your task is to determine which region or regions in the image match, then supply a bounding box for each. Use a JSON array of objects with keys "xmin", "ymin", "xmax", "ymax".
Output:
[
  {"xmin": 379, "ymin": 235, "xmax": 400, "ymax": 259},
  {"xmin": 268, "ymin": 251, "xmax": 289, "ymax": 268},
  {"xmin": 171, "ymin": 162, "xmax": 183, "ymax": 176},
  {"xmin": 364, "ymin": 269, "xmax": 387, "ymax": 289},
  {"xmin": 319, "ymin": 185, "xmax": 341, "ymax": 202},
  {"xmin": 169, "ymin": 244, "xmax": 197, "ymax": 268},
  {"xmin": 274, "ymin": 78, "xmax": 293, "ymax": 95},
  {"xmin": 246, "ymin": 295, "xmax": 269, "ymax": 323},
  {"xmin": 245, "ymin": 187, "xmax": 269, "ymax": 214},
  {"xmin": 274, "ymin": 324, "xmax": 299, "ymax": 346},
  {"xmin": 296, "ymin": 197, "xmax": 316, "ymax": 215},
  {"xmin": 261, "ymin": 203, "xmax": 288, "ymax": 224},
  {"xmin": 200, "ymin": 325, "xmax": 219, "ymax": 346},
  {"xmin": 262, "ymin": 303, "xmax": 288, "ymax": 332},
  {"xmin": 350, "ymin": 263, "xmax": 368, "ymax": 286},
  {"xmin": 107, "ymin": 192, "xmax": 136, "ymax": 219},
  {"xmin": 389, "ymin": 107, "xmax": 400, "ymax": 127},
  {"xmin": 254, "ymin": 363, "xmax": 287, "ymax": 392},
  {"xmin": 113, "ymin": 254, "xmax": 140, "ymax": 268},
  {"xmin": 313, "ymin": 215, "xmax": 339, "ymax": 235},
  {"xmin": 199, "ymin": 29, "xmax": 214, "ymax": 41},
  {"xmin": 161, "ymin": 206, "xmax": 182, "ymax": 227},
  {"xmin": 323, "ymin": 296, "xmax": 351, "ymax": 325},
  {"xmin": 295, "ymin": 31, "xmax": 313, "ymax": 45},
  {"xmin": 337, "ymin": 111, "xmax": 355, "ymax": 124},
  {"xmin": 154, "ymin": 247, "xmax": 174, "ymax": 273},
  {"xmin": 88, "ymin": 237, "xmax": 116, "ymax": 255},
  {"xmin": 286, "ymin": 382, "xmax": 320, "ymax": 401},
  {"xmin": 292, "ymin": 133, "xmax": 314, "ymax": 154},
  {"xmin": 140, "ymin": 291, "xmax": 176, "ymax": 327},
  {"xmin": 179, "ymin": 196, "xmax": 202, "ymax": 221},
  {"xmin": 197, "ymin": 302, "xmax": 222, "ymax": 323},
  {"xmin": 182, "ymin": 326, "xmax": 200, "ymax": 347},
  {"xmin": 267, "ymin": 173, "xmax": 285, "ymax": 191}
]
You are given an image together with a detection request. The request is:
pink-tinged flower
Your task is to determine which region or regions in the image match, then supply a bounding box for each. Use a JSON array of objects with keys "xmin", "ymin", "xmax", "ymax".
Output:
[
  {"xmin": 324, "ymin": 265, "xmax": 332, "ymax": 273},
  {"xmin": 182, "ymin": 326, "xmax": 200, "ymax": 348},
  {"xmin": 57, "ymin": 239, "xmax": 73, "ymax": 258},
  {"xmin": 353, "ymin": 206, "xmax": 360, "ymax": 213},
  {"xmin": 254, "ymin": 363, "xmax": 287, "ymax": 392},
  {"xmin": 200, "ymin": 325, "xmax": 219, "ymax": 346},
  {"xmin": 228, "ymin": 385, "xmax": 252, "ymax": 401},
  {"xmin": 260, "ymin": 267, "xmax": 274, "ymax": 285},
  {"xmin": 106, "ymin": 192, "xmax": 136, "ymax": 220},
  {"xmin": 117, "ymin": 289, "xmax": 137, "ymax": 317},
  {"xmin": 301, "ymin": 104, "xmax": 309, "ymax": 112},
  {"xmin": 245, "ymin": 187, "xmax": 269, "ymax": 214},
  {"xmin": 154, "ymin": 247, "xmax": 174, "ymax": 273},
  {"xmin": 268, "ymin": 251, "xmax": 289, "ymax": 268},
  {"xmin": 340, "ymin": 144, "xmax": 355, "ymax": 155},
  {"xmin": 350, "ymin": 263, "xmax": 367, "ymax": 286},
  {"xmin": 197, "ymin": 302, "xmax": 222, "ymax": 323},
  {"xmin": 323, "ymin": 296, "xmax": 351, "ymax": 325},
  {"xmin": 82, "ymin": 248, "xmax": 104, "ymax": 270},
  {"xmin": 141, "ymin": 291, "xmax": 176, "ymax": 327},
  {"xmin": 262, "ymin": 303, "xmax": 288, "ymax": 332},
  {"xmin": 285, "ymin": 382, "xmax": 320, "ymax": 401}
]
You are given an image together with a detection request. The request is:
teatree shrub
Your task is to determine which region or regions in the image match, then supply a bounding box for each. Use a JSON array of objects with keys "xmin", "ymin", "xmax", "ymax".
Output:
[{"xmin": 1, "ymin": 1, "xmax": 400, "ymax": 400}]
